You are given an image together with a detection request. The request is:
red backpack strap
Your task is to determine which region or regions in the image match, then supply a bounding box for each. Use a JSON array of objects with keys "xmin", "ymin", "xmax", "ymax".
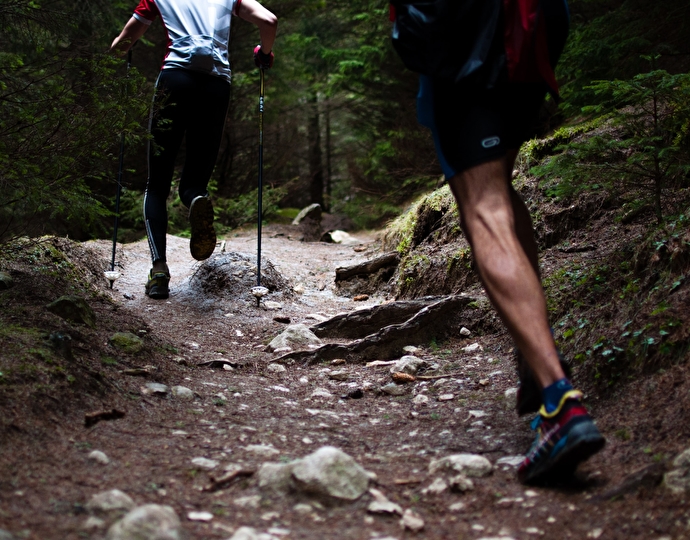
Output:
[{"xmin": 389, "ymin": 3, "xmax": 396, "ymax": 22}]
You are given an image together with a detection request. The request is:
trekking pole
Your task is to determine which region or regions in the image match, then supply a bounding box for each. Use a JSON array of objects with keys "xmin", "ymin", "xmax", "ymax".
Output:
[
  {"xmin": 105, "ymin": 48, "xmax": 133, "ymax": 289},
  {"xmin": 251, "ymin": 67, "xmax": 268, "ymax": 307}
]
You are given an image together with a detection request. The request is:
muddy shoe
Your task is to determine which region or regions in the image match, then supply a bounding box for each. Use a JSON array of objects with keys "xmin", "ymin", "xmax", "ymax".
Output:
[
  {"xmin": 145, "ymin": 270, "xmax": 170, "ymax": 299},
  {"xmin": 189, "ymin": 195, "xmax": 216, "ymax": 261},
  {"xmin": 518, "ymin": 390, "xmax": 605, "ymax": 485},
  {"xmin": 516, "ymin": 349, "xmax": 572, "ymax": 415}
]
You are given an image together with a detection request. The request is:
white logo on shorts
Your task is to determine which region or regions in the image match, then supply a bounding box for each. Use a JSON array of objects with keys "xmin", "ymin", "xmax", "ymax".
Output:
[{"xmin": 481, "ymin": 136, "xmax": 501, "ymax": 148}]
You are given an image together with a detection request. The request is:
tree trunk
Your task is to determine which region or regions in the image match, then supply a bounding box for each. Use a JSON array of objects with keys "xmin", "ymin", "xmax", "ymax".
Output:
[{"xmin": 307, "ymin": 91, "xmax": 324, "ymax": 207}]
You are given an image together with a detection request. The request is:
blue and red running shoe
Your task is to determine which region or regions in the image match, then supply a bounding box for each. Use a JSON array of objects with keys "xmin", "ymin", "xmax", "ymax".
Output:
[{"xmin": 518, "ymin": 390, "xmax": 605, "ymax": 485}]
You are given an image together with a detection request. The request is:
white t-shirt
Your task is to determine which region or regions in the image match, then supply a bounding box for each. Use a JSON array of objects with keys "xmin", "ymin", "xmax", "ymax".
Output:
[{"xmin": 133, "ymin": 0, "xmax": 240, "ymax": 81}]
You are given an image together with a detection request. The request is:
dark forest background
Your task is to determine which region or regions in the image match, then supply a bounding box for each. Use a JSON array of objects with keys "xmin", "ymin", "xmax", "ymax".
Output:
[{"xmin": 1, "ymin": 0, "xmax": 689, "ymax": 242}]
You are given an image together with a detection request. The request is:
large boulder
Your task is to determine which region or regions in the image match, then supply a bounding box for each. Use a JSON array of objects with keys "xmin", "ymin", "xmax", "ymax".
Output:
[
  {"xmin": 265, "ymin": 324, "xmax": 322, "ymax": 352},
  {"xmin": 46, "ymin": 295, "xmax": 96, "ymax": 327},
  {"xmin": 291, "ymin": 446, "xmax": 370, "ymax": 501},
  {"xmin": 106, "ymin": 504, "xmax": 181, "ymax": 540}
]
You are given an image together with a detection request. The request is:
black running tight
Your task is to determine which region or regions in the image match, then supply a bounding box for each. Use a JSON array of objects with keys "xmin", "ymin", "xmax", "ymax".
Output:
[{"xmin": 144, "ymin": 68, "xmax": 230, "ymax": 263}]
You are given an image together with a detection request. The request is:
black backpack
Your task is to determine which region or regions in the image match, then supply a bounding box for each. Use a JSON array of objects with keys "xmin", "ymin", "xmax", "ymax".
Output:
[{"xmin": 390, "ymin": 0, "xmax": 503, "ymax": 85}]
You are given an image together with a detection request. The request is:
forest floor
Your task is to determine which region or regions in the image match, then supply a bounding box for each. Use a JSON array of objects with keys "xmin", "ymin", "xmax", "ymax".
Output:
[{"xmin": 0, "ymin": 223, "xmax": 689, "ymax": 540}]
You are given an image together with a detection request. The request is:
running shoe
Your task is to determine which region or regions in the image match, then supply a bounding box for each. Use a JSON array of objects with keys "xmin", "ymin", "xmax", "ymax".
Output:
[
  {"xmin": 145, "ymin": 270, "xmax": 170, "ymax": 299},
  {"xmin": 515, "ymin": 349, "xmax": 571, "ymax": 415},
  {"xmin": 518, "ymin": 390, "xmax": 605, "ymax": 485},
  {"xmin": 189, "ymin": 195, "xmax": 216, "ymax": 261}
]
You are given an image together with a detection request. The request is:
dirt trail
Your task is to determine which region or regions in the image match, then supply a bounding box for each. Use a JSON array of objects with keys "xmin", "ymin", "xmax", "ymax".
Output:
[{"xmin": 1, "ymin": 227, "xmax": 688, "ymax": 540}]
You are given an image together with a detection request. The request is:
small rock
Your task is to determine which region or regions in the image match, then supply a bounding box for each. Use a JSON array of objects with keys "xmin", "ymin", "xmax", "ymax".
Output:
[
  {"xmin": 368, "ymin": 500, "xmax": 403, "ymax": 515},
  {"xmin": 293, "ymin": 503, "xmax": 313, "ymax": 514},
  {"xmin": 88, "ymin": 450, "xmax": 110, "ymax": 465},
  {"xmin": 233, "ymin": 496, "xmax": 262, "ymax": 509},
  {"xmin": 479, "ymin": 378, "xmax": 490, "ymax": 386},
  {"xmin": 504, "ymin": 388, "xmax": 518, "ymax": 410},
  {"xmin": 438, "ymin": 393, "xmax": 455, "ymax": 401},
  {"xmin": 108, "ymin": 331, "xmax": 145, "ymax": 354},
  {"xmin": 266, "ymin": 324, "xmax": 321, "ymax": 352},
  {"xmin": 331, "ymin": 358, "xmax": 346, "ymax": 365},
  {"xmin": 291, "ymin": 446, "xmax": 370, "ymax": 501},
  {"xmin": 353, "ymin": 294, "xmax": 369, "ymax": 302},
  {"xmin": 429, "ymin": 454, "xmax": 493, "ymax": 478},
  {"xmin": 496, "ymin": 456, "xmax": 524, "ymax": 468},
  {"xmin": 413, "ymin": 394, "xmax": 429, "ymax": 406},
  {"xmin": 664, "ymin": 448, "xmax": 690, "ymax": 494},
  {"xmin": 82, "ymin": 516, "xmax": 106, "ymax": 530},
  {"xmin": 381, "ymin": 383, "xmax": 406, "ymax": 396},
  {"xmin": 187, "ymin": 511, "xmax": 213, "ymax": 522},
  {"xmin": 85, "ymin": 489, "xmax": 135, "ymax": 514},
  {"xmin": 245, "ymin": 444, "xmax": 281, "ymax": 458},
  {"xmin": 258, "ymin": 462, "xmax": 295, "ymax": 495},
  {"xmin": 267, "ymin": 363, "xmax": 287, "ymax": 374},
  {"xmin": 448, "ymin": 502, "xmax": 466, "ymax": 512},
  {"xmin": 263, "ymin": 301, "xmax": 283, "ymax": 310},
  {"xmin": 328, "ymin": 370, "xmax": 349, "ymax": 381},
  {"xmin": 171, "ymin": 386, "xmax": 194, "ymax": 400},
  {"xmin": 47, "ymin": 295, "xmax": 96, "ymax": 328},
  {"xmin": 273, "ymin": 316, "xmax": 291, "ymax": 324},
  {"xmin": 459, "ymin": 327, "xmax": 471, "ymax": 336},
  {"xmin": 462, "ymin": 343, "xmax": 481, "ymax": 353},
  {"xmin": 0, "ymin": 272, "xmax": 14, "ymax": 290},
  {"xmin": 141, "ymin": 383, "xmax": 168, "ymax": 396},
  {"xmin": 389, "ymin": 356, "xmax": 426, "ymax": 375},
  {"xmin": 228, "ymin": 527, "xmax": 277, "ymax": 540},
  {"xmin": 305, "ymin": 313, "xmax": 328, "ymax": 322},
  {"xmin": 310, "ymin": 388, "xmax": 334, "ymax": 399},
  {"xmin": 106, "ymin": 504, "xmax": 181, "ymax": 540},
  {"xmin": 402, "ymin": 345, "xmax": 422, "ymax": 354},
  {"xmin": 587, "ymin": 529, "xmax": 603, "ymax": 539},
  {"xmin": 293, "ymin": 283, "xmax": 305, "ymax": 295},
  {"xmin": 400, "ymin": 509, "xmax": 425, "ymax": 532},
  {"xmin": 449, "ymin": 474, "xmax": 474, "ymax": 492},
  {"xmin": 191, "ymin": 457, "xmax": 218, "ymax": 470},
  {"xmin": 422, "ymin": 477, "xmax": 448, "ymax": 495}
]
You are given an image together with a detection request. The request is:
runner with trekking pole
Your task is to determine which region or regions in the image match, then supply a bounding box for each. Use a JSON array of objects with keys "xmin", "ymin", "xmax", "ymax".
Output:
[
  {"xmin": 110, "ymin": 0, "xmax": 277, "ymax": 300},
  {"xmin": 390, "ymin": 0, "xmax": 605, "ymax": 484}
]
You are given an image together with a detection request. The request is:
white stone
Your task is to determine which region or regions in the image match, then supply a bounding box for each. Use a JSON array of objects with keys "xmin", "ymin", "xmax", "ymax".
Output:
[
  {"xmin": 143, "ymin": 382, "xmax": 168, "ymax": 395},
  {"xmin": 263, "ymin": 301, "xmax": 283, "ymax": 310},
  {"xmin": 267, "ymin": 363, "xmax": 287, "ymax": 373},
  {"xmin": 422, "ymin": 477, "xmax": 448, "ymax": 495},
  {"xmin": 291, "ymin": 446, "xmax": 370, "ymax": 501},
  {"xmin": 459, "ymin": 327, "xmax": 471, "ymax": 336},
  {"xmin": 310, "ymin": 388, "xmax": 334, "ymax": 399},
  {"xmin": 191, "ymin": 457, "xmax": 218, "ymax": 470},
  {"xmin": 88, "ymin": 450, "xmax": 110, "ymax": 465},
  {"xmin": 402, "ymin": 345, "xmax": 422, "ymax": 354},
  {"xmin": 245, "ymin": 444, "xmax": 280, "ymax": 458},
  {"xmin": 449, "ymin": 474, "xmax": 474, "ymax": 492},
  {"xmin": 228, "ymin": 526, "xmax": 279, "ymax": 540},
  {"xmin": 171, "ymin": 386, "xmax": 194, "ymax": 400},
  {"xmin": 381, "ymin": 383, "xmax": 406, "ymax": 396},
  {"xmin": 86, "ymin": 489, "xmax": 135, "ymax": 513},
  {"xmin": 448, "ymin": 502, "xmax": 466, "ymax": 512},
  {"xmin": 328, "ymin": 370, "xmax": 349, "ymax": 381},
  {"xmin": 389, "ymin": 356, "xmax": 426, "ymax": 375},
  {"xmin": 258, "ymin": 462, "xmax": 295, "ymax": 495},
  {"xmin": 429, "ymin": 454, "xmax": 493, "ymax": 478},
  {"xmin": 496, "ymin": 456, "xmax": 524, "ymax": 468},
  {"xmin": 233, "ymin": 496, "xmax": 262, "ymax": 509},
  {"xmin": 266, "ymin": 324, "xmax": 321, "ymax": 352},
  {"xmin": 400, "ymin": 509, "xmax": 425, "ymax": 532},
  {"xmin": 106, "ymin": 504, "xmax": 181, "ymax": 540},
  {"xmin": 504, "ymin": 387, "xmax": 518, "ymax": 410},
  {"xmin": 665, "ymin": 448, "xmax": 690, "ymax": 494},
  {"xmin": 438, "ymin": 394, "xmax": 454, "ymax": 401},
  {"xmin": 587, "ymin": 529, "xmax": 603, "ymax": 539},
  {"xmin": 462, "ymin": 343, "xmax": 481, "ymax": 352},
  {"xmin": 368, "ymin": 500, "xmax": 403, "ymax": 515},
  {"xmin": 187, "ymin": 511, "xmax": 213, "ymax": 522},
  {"xmin": 413, "ymin": 394, "xmax": 429, "ymax": 406}
]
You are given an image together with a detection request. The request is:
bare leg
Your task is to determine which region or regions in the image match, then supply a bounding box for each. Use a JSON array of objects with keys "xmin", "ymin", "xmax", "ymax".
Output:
[{"xmin": 448, "ymin": 155, "xmax": 563, "ymax": 388}]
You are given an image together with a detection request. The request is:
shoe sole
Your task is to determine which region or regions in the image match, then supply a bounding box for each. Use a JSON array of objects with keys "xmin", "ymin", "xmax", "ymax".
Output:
[
  {"xmin": 146, "ymin": 285, "xmax": 169, "ymax": 300},
  {"xmin": 189, "ymin": 197, "xmax": 216, "ymax": 261},
  {"xmin": 520, "ymin": 422, "xmax": 606, "ymax": 485}
]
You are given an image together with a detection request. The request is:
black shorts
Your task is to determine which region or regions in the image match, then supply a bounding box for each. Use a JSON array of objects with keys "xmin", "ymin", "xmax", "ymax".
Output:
[{"xmin": 417, "ymin": 75, "xmax": 548, "ymax": 177}]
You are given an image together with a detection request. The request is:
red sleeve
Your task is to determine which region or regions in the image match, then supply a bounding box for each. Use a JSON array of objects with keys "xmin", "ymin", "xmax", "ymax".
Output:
[
  {"xmin": 133, "ymin": 0, "xmax": 159, "ymax": 24},
  {"xmin": 233, "ymin": 0, "xmax": 242, "ymax": 16}
]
